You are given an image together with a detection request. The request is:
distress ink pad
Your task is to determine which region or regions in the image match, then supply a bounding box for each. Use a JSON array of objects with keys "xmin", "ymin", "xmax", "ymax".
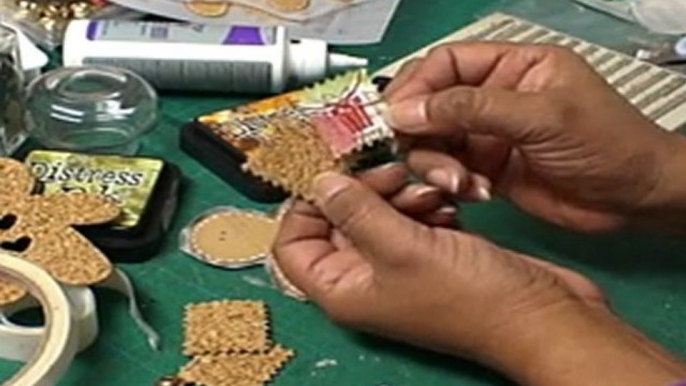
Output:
[
  {"xmin": 181, "ymin": 120, "xmax": 288, "ymax": 203},
  {"xmin": 24, "ymin": 150, "xmax": 182, "ymax": 263}
]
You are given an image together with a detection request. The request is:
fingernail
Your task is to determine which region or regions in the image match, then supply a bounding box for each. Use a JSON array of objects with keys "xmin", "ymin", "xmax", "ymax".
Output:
[
  {"xmin": 414, "ymin": 185, "xmax": 440, "ymax": 197},
  {"xmin": 437, "ymin": 206, "xmax": 458, "ymax": 215},
  {"xmin": 375, "ymin": 162, "xmax": 402, "ymax": 171},
  {"xmin": 426, "ymin": 169, "xmax": 460, "ymax": 194},
  {"xmin": 383, "ymin": 97, "xmax": 428, "ymax": 130},
  {"xmin": 477, "ymin": 186, "xmax": 492, "ymax": 202},
  {"xmin": 312, "ymin": 172, "xmax": 351, "ymax": 205}
]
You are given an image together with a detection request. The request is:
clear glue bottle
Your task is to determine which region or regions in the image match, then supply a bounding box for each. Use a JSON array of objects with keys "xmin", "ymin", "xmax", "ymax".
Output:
[{"xmin": 63, "ymin": 20, "xmax": 368, "ymax": 94}]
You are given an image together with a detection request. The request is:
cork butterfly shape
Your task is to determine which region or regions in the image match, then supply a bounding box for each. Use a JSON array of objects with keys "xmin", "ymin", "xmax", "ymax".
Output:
[{"xmin": 0, "ymin": 158, "xmax": 120, "ymax": 305}]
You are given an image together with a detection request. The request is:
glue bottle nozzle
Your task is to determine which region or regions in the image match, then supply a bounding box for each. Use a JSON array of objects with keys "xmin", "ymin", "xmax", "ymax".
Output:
[{"xmin": 328, "ymin": 53, "xmax": 369, "ymax": 73}]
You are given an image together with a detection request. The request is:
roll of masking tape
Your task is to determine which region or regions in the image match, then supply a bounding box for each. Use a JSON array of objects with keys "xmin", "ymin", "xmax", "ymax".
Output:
[
  {"xmin": 0, "ymin": 267, "xmax": 160, "ymax": 364},
  {"xmin": 0, "ymin": 267, "xmax": 160, "ymax": 362},
  {"xmin": 0, "ymin": 252, "xmax": 77, "ymax": 386},
  {"xmin": 0, "ymin": 286, "xmax": 98, "ymax": 362},
  {"xmin": 0, "ymin": 260, "xmax": 160, "ymax": 386}
]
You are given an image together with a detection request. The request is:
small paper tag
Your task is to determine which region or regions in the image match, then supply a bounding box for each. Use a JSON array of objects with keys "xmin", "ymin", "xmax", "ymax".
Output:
[{"xmin": 198, "ymin": 70, "xmax": 393, "ymax": 157}]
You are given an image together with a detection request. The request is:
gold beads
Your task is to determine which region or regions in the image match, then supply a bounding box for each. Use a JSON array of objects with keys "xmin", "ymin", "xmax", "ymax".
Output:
[{"xmin": 12, "ymin": 0, "xmax": 107, "ymax": 31}]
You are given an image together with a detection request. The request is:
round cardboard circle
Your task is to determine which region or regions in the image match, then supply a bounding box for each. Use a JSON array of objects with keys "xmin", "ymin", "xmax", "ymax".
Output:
[
  {"xmin": 181, "ymin": 207, "xmax": 279, "ymax": 269},
  {"xmin": 264, "ymin": 253, "xmax": 307, "ymax": 301},
  {"xmin": 265, "ymin": 199, "xmax": 307, "ymax": 301}
]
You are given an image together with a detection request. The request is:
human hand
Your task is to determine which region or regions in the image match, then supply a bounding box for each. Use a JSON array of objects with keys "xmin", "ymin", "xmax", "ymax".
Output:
[
  {"xmin": 384, "ymin": 42, "xmax": 686, "ymax": 232},
  {"xmin": 354, "ymin": 162, "xmax": 458, "ymax": 228},
  {"xmin": 274, "ymin": 170, "xmax": 605, "ymax": 359},
  {"xmin": 273, "ymin": 172, "xmax": 686, "ymax": 386}
]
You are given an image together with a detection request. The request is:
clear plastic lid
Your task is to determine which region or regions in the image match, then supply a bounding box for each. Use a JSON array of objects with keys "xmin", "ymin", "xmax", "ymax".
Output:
[
  {"xmin": 0, "ymin": 24, "xmax": 27, "ymax": 156},
  {"xmin": 26, "ymin": 65, "xmax": 158, "ymax": 155}
]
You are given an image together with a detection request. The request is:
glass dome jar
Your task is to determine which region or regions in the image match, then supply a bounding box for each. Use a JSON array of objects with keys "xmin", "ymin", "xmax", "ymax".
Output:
[
  {"xmin": 0, "ymin": 25, "xmax": 27, "ymax": 156},
  {"xmin": 26, "ymin": 65, "xmax": 158, "ymax": 155}
]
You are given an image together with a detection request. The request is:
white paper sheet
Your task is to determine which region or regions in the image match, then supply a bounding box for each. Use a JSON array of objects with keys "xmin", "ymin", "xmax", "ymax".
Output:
[
  {"xmin": 110, "ymin": 0, "xmax": 364, "ymax": 21},
  {"xmin": 187, "ymin": 0, "xmax": 373, "ymax": 21},
  {"xmin": 571, "ymin": 0, "xmax": 635, "ymax": 21},
  {"xmin": 108, "ymin": 0, "xmax": 400, "ymax": 44}
]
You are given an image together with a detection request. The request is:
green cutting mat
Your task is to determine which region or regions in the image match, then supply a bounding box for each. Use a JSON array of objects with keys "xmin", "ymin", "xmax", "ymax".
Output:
[{"xmin": 3, "ymin": 0, "xmax": 686, "ymax": 385}]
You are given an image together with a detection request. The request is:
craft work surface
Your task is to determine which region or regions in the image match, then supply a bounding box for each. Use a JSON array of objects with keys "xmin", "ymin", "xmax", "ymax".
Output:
[{"xmin": 2, "ymin": 0, "xmax": 686, "ymax": 385}]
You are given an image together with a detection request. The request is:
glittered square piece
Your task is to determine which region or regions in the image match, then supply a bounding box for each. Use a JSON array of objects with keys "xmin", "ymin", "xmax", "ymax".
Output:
[
  {"xmin": 179, "ymin": 345, "xmax": 294, "ymax": 386},
  {"xmin": 243, "ymin": 117, "xmax": 347, "ymax": 199},
  {"xmin": 184, "ymin": 300, "xmax": 271, "ymax": 356}
]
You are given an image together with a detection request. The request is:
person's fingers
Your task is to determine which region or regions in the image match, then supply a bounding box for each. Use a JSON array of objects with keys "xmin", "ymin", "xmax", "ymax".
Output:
[
  {"xmin": 273, "ymin": 201, "xmax": 370, "ymax": 301},
  {"xmin": 331, "ymin": 229, "xmax": 352, "ymax": 250},
  {"xmin": 387, "ymin": 42, "xmax": 550, "ymax": 101},
  {"xmin": 385, "ymin": 86, "xmax": 548, "ymax": 143},
  {"xmin": 389, "ymin": 184, "xmax": 445, "ymax": 215},
  {"xmin": 383, "ymin": 58, "xmax": 423, "ymax": 97},
  {"xmin": 355, "ymin": 162, "xmax": 409, "ymax": 197},
  {"xmin": 405, "ymin": 147, "xmax": 496, "ymax": 202},
  {"xmin": 460, "ymin": 174, "xmax": 493, "ymax": 202},
  {"xmin": 456, "ymin": 134, "xmax": 512, "ymax": 179},
  {"xmin": 272, "ymin": 201, "xmax": 336, "ymax": 295},
  {"xmin": 357, "ymin": 163, "xmax": 450, "ymax": 215},
  {"xmin": 277, "ymin": 240, "xmax": 369, "ymax": 303},
  {"xmin": 405, "ymin": 148, "xmax": 471, "ymax": 195},
  {"xmin": 312, "ymin": 172, "xmax": 428, "ymax": 263},
  {"xmin": 479, "ymin": 45, "xmax": 554, "ymax": 89},
  {"xmin": 274, "ymin": 200, "xmax": 329, "ymax": 247}
]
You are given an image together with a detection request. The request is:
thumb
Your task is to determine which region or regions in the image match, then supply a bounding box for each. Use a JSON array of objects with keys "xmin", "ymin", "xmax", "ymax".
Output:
[
  {"xmin": 311, "ymin": 172, "xmax": 427, "ymax": 263},
  {"xmin": 384, "ymin": 86, "xmax": 548, "ymax": 142}
]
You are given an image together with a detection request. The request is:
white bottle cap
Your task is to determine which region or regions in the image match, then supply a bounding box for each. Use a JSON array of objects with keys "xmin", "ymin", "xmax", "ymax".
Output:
[
  {"xmin": 676, "ymin": 36, "xmax": 686, "ymax": 57},
  {"xmin": 288, "ymin": 38, "xmax": 329, "ymax": 87},
  {"xmin": 288, "ymin": 38, "xmax": 368, "ymax": 87}
]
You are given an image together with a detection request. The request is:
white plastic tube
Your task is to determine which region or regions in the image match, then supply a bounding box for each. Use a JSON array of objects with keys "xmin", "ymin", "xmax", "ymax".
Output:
[{"xmin": 63, "ymin": 20, "xmax": 367, "ymax": 94}]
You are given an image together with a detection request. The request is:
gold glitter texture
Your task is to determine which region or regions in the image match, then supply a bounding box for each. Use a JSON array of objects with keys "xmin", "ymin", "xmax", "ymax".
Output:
[
  {"xmin": 243, "ymin": 117, "xmax": 347, "ymax": 199},
  {"xmin": 183, "ymin": 300, "xmax": 272, "ymax": 356},
  {"xmin": 0, "ymin": 158, "xmax": 119, "ymax": 305},
  {"xmin": 179, "ymin": 345, "xmax": 294, "ymax": 386}
]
